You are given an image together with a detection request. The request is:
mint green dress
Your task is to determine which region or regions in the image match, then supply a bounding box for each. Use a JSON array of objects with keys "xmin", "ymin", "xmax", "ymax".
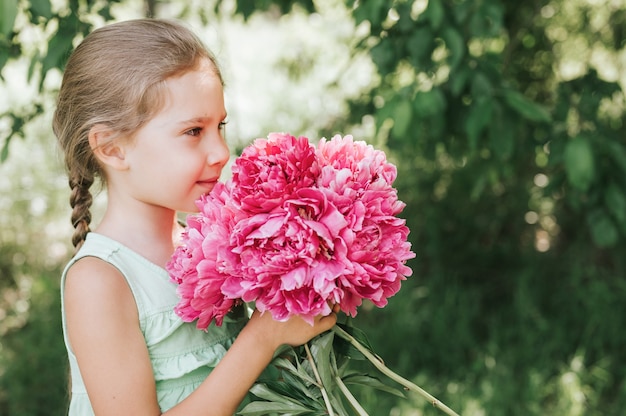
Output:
[{"xmin": 60, "ymin": 232, "xmax": 247, "ymax": 415}]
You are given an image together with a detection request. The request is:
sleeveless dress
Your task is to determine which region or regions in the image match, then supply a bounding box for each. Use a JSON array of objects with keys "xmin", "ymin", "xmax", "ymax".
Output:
[{"xmin": 60, "ymin": 232, "xmax": 247, "ymax": 415}]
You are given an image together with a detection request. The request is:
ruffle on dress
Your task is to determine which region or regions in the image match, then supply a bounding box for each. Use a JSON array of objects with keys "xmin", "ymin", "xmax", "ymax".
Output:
[{"xmin": 144, "ymin": 306, "xmax": 246, "ymax": 381}]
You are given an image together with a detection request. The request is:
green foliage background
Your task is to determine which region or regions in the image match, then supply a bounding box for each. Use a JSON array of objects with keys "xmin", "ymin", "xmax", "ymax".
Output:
[{"xmin": 2, "ymin": 0, "xmax": 626, "ymax": 414}]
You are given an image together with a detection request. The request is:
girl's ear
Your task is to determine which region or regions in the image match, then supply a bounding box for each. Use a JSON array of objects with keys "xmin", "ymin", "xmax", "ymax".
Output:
[{"xmin": 88, "ymin": 124, "xmax": 128, "ymax": 170}]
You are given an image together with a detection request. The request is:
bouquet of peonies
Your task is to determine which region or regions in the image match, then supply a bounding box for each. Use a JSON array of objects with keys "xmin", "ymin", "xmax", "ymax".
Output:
[{"xmin": 167, "ymin": 133, "xmax": 458, "ymax": 416}]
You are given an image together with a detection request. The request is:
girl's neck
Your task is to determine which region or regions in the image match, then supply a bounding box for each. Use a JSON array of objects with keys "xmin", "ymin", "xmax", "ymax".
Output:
[{"xmin": 94, "ymin": 202, "xmax": 184, "ymax": 268}]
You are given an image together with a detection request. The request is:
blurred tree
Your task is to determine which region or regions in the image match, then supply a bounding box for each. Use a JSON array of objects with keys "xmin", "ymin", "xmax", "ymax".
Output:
[
  {"xmin": 234, "ymin": 0, "xmax": 626, "ymax": 414},
  {"xmin": 0, "ymin": 0, "xmax": 125, "ymax": 161},
  {"xmin": 0, "ymin": 257, "xmax": 67, "ymax": 416}
]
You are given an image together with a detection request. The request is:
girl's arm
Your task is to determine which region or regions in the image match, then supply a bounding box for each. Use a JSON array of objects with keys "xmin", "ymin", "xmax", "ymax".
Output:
[
  {"xmin": 169, "ymin": 309, "xmax": 336, "ymax": 415},
  {"xmin": 64, "ymin": 257, "xmax": 336, "ymax": 416}
]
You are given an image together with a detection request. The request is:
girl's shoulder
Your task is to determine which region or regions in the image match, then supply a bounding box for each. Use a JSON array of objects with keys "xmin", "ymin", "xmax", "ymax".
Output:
[
  {"xmin": 63, "ymin": 232, "xmax": 172, "ymax": 287},
  {"xmin": 62, "ymin": 232, "xmax": 135, "ymax": 301},
  {"xmin": 62, "ymin": 232, "xmax": 179, "ymax": 318},
  {"xmin": 62, "ymin": 245, "xmax": 141, "ymax": 362},
  {"xmin": 64, "ymin": 253, "xmax": 137, "ymax": 322},
  {"xmin": 61, "ymin": 233, "xmax": 143, "ymax": 322},
  {"xmin": 65, "ymin": 254, "xmax": 129, "ymax": 295}
]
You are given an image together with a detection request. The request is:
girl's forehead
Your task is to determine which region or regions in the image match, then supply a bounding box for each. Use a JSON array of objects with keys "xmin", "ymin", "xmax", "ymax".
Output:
[
  {"xmin": 169, "ymin": 58, "xmax": 221, "ymax": 83},
  {"xmin": 152, "ymin": 67, "xmax": 225, "ymax": 124}
]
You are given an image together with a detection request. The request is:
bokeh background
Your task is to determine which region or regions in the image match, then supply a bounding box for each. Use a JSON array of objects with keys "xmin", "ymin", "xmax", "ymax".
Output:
[{"xmin": 2, "ymin": 0, "xmax": 626, "ymax": 415}]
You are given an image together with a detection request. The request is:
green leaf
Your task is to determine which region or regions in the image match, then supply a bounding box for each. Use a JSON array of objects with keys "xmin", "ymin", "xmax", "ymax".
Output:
[
  {"xmin": 502, "ymin": 89, "xmax": 551, "ymax": 123},
  {"xmin": 273, "ymin": 357, "xmax": 318, "ymax": 387},
  {"xmin": 470, "ymin": 174, "xmax": 487, "ymax": 201},
  {"xmin": 343, "ymin": 373, "xmax": 406, "ymax": 397},
  {"xmin": 465, "ymin": 98, "xmax": 493, "ymax": 151},
  {"xmin": 489, "ymin": 104, "xmax": 514, "ymax": 160},
  {"xmin": 451, "ymin": 0, "xmax": 472, "ymax": 23},
  {"xmin": 0, "ymin": 47, "xmax": 9, "ymax": 77},
  {"xmin": 98, "ymin": 3, "xmax": 115, "ymax": 21},
  {"xmin": 28, "ymin": 51, "xmax": 40, "ymax": 82},
  {"xmin": 365, "ymin": 0, "xmax": 388, "ymax": 30},
  {"xmin": 407, "ymin": 26, "xmax": 434, "ymax": 65},
  {"xmin": 333, "ymin": 324, "xmax": 375, "ymax": 360},
  {"xmin": 271, "ymin": 352, "xmax": 319, "ymax": 391},
  {"xmin": 605, "ymin": 140, "xmax": 626, "ymax": 176},
  {"xmin": 327, "ymin": 388, "xmax": 350, "ymax": 416},
  {"xmin": 449, "ymin": 67, "xmax": 470, "ymax": 97},
  {"xmin": 391, "ymin": 99, "xmax": 413, "ymax": 139},
  {"xmin": 587, "ymin": 209, "xmax": 619, "ymax": 248},
  {"xmin": 259, "ymin": 379, "xmax": 320, "ymax": 410},
  {"xmin": 234, "ymin": 0, "xmax": 258, "ymax": 19},
  {"xmin": 564, "ymin": 136, "xmax": 595, "ymax": 192},
  {"xmin": 471, "ymin": 72, "xmax": 493, "ymax": 97},
  {"xmin": 468, "ymin": 2, "xmax": 503, "ymax": 37},
  {"xmin": 237, "ymin": 399, "xmax": 311, "ymax": 416},
  {"xmin": 0, "ymin": 0, "xmax": 18, "ymax": 36},
  {"xmin": 248, "ymin": 383, "xmax": 310, "ymax": 407},
  {"xmin": 280, "ymin": 370, "xmax": 321, "ymax": 402},
  {"xmin": 1, "ymin": 135, "xmax": 11, "ymax": 162},
  {"xmin": 353, "ymin": 0, "xmax": 387, "ymax": 30},
  {"xmin": 42, "ymin": 30, "xmax": 74, "ymax": 78},
  {"xmin": 309, "ymin": 332, "xmax": 335, "ymax": 390},
  {"xmin": 339, "ymin": 324, "xmax": 374, "ymax": 348},
  {"xmin": 413, "ymin": 88, "xmax": 446, "ymax": 118},
  {"xmin": 271, "ymin": 355, "xmax": 299, "ymax": 373},
  {"xmin": 30, "ymin": 0, "xmax": 53, "ymax": 19},
  {"xmin": 424, "ymin": 0, "xmax": 444, "ymax": 30},
  {"xmin": 371, "ymin": 37, "xmax": 396, "ymax": 75},
  {"xmin": 442, "ymin": 27, "xmax": 464, "ymax": 69},
  {"xmin": 604, "ymin": 183, "xmax": 626, "ymax": 232},
  {"xmin": 396, "ymin": 3, "xmax": 415, "ymax": 33}
]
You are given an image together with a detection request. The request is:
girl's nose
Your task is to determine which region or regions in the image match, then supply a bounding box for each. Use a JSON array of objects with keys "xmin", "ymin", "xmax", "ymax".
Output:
[{"xmin": 207, "ymin": 132, "xmax": 230, "ymax": 167}]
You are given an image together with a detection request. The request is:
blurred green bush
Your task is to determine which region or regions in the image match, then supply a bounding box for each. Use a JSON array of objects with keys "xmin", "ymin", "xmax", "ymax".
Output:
[
  {"xmin": 2, "ymin": 0, "xmax": 626, "ymax": 415},
  {"xmin": 0, "ymin": 245, "xmax": 67, "ymax": 416}
]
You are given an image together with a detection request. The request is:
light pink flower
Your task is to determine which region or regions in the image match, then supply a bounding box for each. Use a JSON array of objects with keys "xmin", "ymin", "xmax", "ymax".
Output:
[{"xmin": 316, "ymin": 134, "xmax": 398, "ymax": 191}]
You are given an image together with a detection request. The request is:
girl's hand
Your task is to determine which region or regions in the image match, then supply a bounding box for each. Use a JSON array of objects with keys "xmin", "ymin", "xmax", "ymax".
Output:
[
  {"xmin": 246, "ymin": 306, "xmax": 339, "ymax": 351},
  {"xmin": 170, "ymin": 304, "xmax": 339, "ymax": 415}
]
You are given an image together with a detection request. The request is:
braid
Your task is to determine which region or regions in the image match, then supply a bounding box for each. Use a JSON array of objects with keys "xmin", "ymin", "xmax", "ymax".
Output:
[{"xmin": 69, "ymin": 172, "xmax": 94, "ymax": 250}]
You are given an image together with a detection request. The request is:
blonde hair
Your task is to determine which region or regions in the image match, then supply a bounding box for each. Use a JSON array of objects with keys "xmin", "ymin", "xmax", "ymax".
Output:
[{"xmin": 53, "ymin": 19, "xmax": 222, "ymax": 250}]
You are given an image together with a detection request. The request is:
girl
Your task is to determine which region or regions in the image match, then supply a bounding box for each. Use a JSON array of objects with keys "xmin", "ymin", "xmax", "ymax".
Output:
[{"xmin": 53, "ymin": 18, "xmax": 337, "ymax": 415}]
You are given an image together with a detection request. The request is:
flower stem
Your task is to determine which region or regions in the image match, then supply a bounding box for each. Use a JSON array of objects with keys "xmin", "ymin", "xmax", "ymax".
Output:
[
  {"xmin": 304, "ymin": 343, "xmax": 335, "ymax": 416},
  {"xmin": 334, "ymin": 375, "xmax": 369, "ymax": 416},
  {"xmin": 332, "ymin": 326, "xmax": 460, "ymax": 416}
]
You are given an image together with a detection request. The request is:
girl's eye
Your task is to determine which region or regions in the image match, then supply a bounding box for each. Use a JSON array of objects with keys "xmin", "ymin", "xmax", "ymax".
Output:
[
  {"xmin": 185, "ymin": 127, "xmax": 202, "ymax": 137},
  {"xmin": 218, "ymin": 120, "xmax": 228, "ymax": 132}
]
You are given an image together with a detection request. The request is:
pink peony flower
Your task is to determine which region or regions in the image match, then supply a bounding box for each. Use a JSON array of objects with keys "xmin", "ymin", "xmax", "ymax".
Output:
[
  {"xmin": 167, "ymin": 133, "xmax": 415, "ymax": 330},
  {"xmin": 167, "ymin": 183, "xmax": 241, "ymax": 328},
  {"xmin": 316, "ymin": 134, "xmax": 398, "ymax": 191},
  {"xmin": 222, "ymin": 187, "xmax": 349, "ymax": 324},
  {"xmin": 230, "ymin": 132, "xmax": 320, "ymax": 213}
]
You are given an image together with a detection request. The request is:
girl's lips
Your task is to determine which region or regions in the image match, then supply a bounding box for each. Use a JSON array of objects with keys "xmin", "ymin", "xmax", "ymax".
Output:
[{"xmin": 196, "ymin": 179, "xmax": 218, "ymax": 190}]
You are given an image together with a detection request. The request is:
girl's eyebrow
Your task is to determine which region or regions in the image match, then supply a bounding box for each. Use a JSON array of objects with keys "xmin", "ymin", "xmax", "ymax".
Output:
[
  {"xmin": 178, "ymin": 114, "xmax": 228, "ymax": 125},
  {"xmin": 178, "ymin": 117, "xmax": 210, "ymax": 125}
]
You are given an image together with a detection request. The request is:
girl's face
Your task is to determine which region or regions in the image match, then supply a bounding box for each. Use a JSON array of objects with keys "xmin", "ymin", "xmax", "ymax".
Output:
[{"xmin": 123, "ymin": 59, "xmax": 230, "ymax": 213}]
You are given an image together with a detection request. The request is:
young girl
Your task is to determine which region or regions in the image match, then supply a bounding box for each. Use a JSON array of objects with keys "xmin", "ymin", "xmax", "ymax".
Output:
[{"xmin": 54, "ymin": 18, "xmax": 337, "ymax": 415}]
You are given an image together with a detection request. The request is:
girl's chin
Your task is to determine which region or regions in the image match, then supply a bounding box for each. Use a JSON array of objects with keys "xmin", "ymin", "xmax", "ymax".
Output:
[
  {"xmin": 176, "ymin": 201, "xmax": 201, "ymax": 214},
  {"xmin": 196, "ymin": 181, "xmax": 217, "ymax": 193},
  {"xmin": 176, "ymin": 189, "xmax": 214, "ymax": 213}
]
